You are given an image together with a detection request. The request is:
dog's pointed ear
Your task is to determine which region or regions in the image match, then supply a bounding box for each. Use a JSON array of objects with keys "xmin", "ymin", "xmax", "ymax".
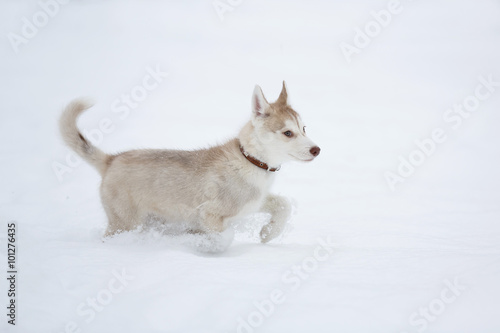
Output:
[
  {"xmin": 252, "ymin": 85, "xmax": 270, "ymax": 118},
  {"xmin": 276, "ymin": 80, "xmax": 288, "ymax": 105}
]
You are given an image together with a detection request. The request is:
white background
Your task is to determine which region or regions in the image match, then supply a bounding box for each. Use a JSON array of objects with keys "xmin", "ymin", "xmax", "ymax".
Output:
[{"xmin": 1, "ymin": 0, "xmax": 499, "ymax": 332}]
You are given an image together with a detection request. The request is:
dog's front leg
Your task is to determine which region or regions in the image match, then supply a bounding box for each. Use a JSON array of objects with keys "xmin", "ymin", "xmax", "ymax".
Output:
[
  {"xmin": 259, "ymin": 194, "xmax": 291, "ymax": 243},
  {"xmin": 196, "ymin": 212, "xmax": 234, "ymax": 253}
]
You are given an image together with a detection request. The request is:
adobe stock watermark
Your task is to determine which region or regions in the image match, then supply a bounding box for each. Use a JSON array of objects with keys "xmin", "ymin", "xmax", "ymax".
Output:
[
  {"xmin": 339, "ymin": 0, "xmax": 405, "ymax": 64},
  {"xmin": 52, "ymin": 64, "xmax": 168, "ymax": 182},
  {"xmin": 385, "ymin": 74, "xmax": 499, "ymax": 191},
  {"xmin": 236, "ymin": 235, "xmax": 334, "ymax": 333},
  {"xmin": 400, "ymin": 277, "xmax": 466, "ymax": 333},
  {"xmin": 57, "ymin": 268, "xmax": 134, "ymax": 333},
  {"xmin": 212, "ymin": 0, "xmax": 243, "ymax": 21},
  {"xmin": 7, "ymin": 0, "xmax": 70, "ymax": 54}
]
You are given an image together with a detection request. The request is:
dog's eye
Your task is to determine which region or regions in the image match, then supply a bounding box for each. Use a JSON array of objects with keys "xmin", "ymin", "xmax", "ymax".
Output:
[
  {"xmin": 303, "ymin": 126, "xmax": 306, "ymax": 133},
  {"xmin": 283, "ymin": 131, "xmax": 293, "ymax": 137}
]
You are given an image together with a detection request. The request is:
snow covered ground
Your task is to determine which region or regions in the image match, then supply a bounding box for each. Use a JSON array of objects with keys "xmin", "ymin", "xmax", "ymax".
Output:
[{"xmin": 1, "ymin": 0, "xmax": 500, "ymax": 332}]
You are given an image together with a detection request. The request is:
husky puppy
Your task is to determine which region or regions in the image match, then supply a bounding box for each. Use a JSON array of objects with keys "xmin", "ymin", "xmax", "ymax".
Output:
[{"xmin": 60, "ymin": 82, "xmax": 320, "ymax": 248}]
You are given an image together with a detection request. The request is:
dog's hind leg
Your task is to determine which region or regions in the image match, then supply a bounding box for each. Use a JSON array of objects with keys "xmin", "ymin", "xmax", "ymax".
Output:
[
  {"xmin": 259, "ymin": 194, "xmax": 291, "ymax": 243},
  {"xmin": 102, "ymin": 199, "xmax": 142, "ymax": 237}
]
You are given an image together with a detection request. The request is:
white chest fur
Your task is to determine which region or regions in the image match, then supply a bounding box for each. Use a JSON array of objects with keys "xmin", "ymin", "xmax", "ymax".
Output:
[{"xmin": 230, "ymin": 167, "xmax": 275, "ymax": 221}]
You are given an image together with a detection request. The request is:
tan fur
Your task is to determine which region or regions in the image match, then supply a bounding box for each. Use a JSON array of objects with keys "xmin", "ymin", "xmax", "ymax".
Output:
[
  {"xmin": 59, "ymin": 99, "xmax": 111, "ymax": 175},
  {"xmin": 59, "ymin": 83, "xmax": 319, "ymax": 249}
]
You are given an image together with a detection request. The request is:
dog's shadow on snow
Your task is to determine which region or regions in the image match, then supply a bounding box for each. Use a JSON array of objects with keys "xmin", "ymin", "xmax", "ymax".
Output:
[
  {"xmin": 101, "ymin": 230, "xmax": 286, "ymax": 258},
  {"xmin": 98, "ymin": 215, "xmax": 294, "ymax": 257}
]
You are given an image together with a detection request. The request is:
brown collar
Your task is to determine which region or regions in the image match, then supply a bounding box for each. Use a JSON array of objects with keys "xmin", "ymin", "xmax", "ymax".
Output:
[{"xmin": 239, "ymin": 145, "xmax": 280, "ymax": 172}]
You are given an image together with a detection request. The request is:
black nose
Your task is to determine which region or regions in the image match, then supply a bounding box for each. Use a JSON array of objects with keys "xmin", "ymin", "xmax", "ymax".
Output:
[{"xmin": 310, "ymin": 146, "xmax": 321, "ymax": 157}]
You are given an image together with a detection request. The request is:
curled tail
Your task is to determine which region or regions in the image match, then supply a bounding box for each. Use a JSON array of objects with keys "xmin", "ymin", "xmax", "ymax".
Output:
[{"xmin": 59, "ymin": 99, "xmax": 110, "ymax": 175}]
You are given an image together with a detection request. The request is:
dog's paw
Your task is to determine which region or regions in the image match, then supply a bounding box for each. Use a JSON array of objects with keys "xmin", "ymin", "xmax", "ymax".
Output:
[
  {"xmin": 260, "ymin": 225, "xmax": 272, "ymax": 243},
  {"xmin": 260, "ymin": 221, "xmax": 281, "ymax": 243}
]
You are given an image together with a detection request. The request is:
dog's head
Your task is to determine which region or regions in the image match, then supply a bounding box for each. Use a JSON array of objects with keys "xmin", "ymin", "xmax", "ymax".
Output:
[{"xmin": 250, "ymin": 82, "xmax": 320, "ymax": 163}]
